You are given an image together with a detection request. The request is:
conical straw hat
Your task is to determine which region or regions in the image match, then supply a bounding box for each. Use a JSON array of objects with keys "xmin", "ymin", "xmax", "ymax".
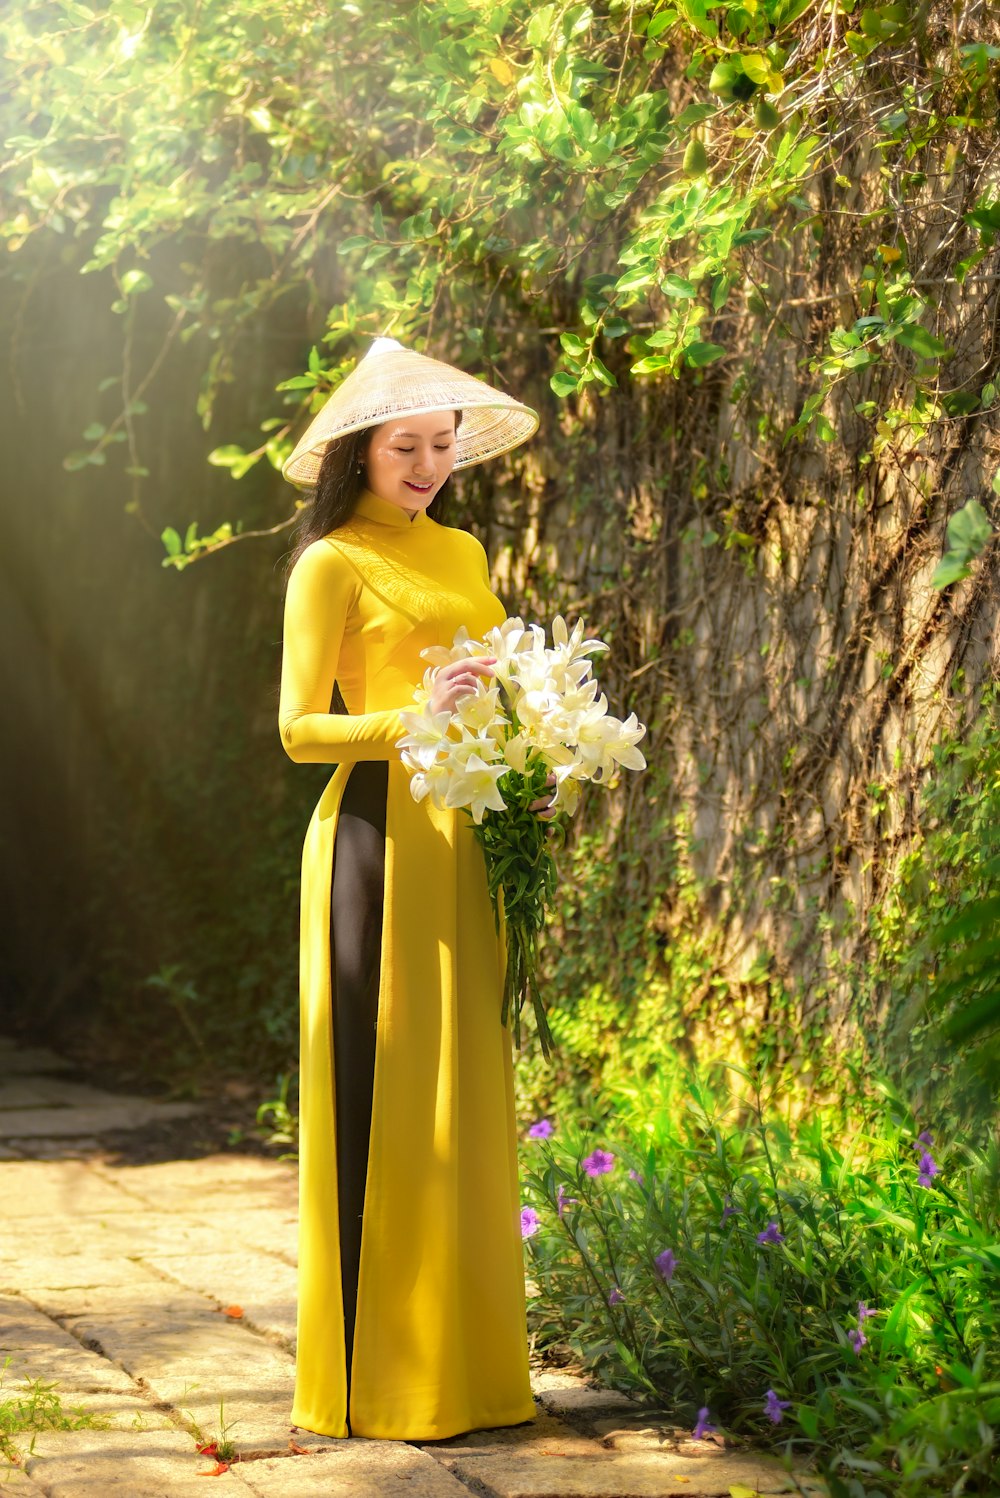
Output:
[{"xmin": 281, "ymin": 337, "xmax": 539, "ymax": 487}]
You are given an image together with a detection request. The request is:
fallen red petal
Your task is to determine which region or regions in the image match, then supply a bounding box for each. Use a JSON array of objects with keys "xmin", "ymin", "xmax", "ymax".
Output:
[
  {"xmin": 199, "ymin": 1461, "xmax": 231, "ymax": 1476},
  {"xmin": 196, "ymin": 1443, "xmax": 219, "ymax": 1457},
  {"xmin": 223, "ymin": 1305, "xmax": 244, "ymax": 1319}
]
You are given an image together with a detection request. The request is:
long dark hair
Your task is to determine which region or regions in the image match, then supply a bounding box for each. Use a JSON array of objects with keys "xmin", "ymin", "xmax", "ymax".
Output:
[{"xmin": 285, "ymin": 411, "xmax": 461, "ymax": 576}]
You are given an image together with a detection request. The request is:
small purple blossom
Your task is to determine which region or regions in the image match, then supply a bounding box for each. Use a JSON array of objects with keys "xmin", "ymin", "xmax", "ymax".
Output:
[
  {"xmin": 720, "ymin": 1196, "xmax": 740, "ymax": 1225},
  {"xmin": 756, "ymin": 1220, "xmax": 785, "ymax": 1245},
  {"xmin": 520, "ymin": 1207, "xmax": 540, "ymax": 1239},
  {"xmin": 915, "ymin": 1130, "xmax": 934, "ymax": 1148},
  {"xmin": 607, "ymin": 1286, "xmax": 625, "ymax": 1306},
  {"xmin": 858, "ymin": 1301, "xmax": 875, "ymax": 1323},
  {"xmin": 654, "ymin": 1247, "xmax": 677, "ymax": 1282},
  {"xmin": 764, "ymin": 1389, "xmax": 792, "ymax": 1424},
  {"xmin": 692, "ymin": 1406, "xmax": 717, "ymax": 1440},
  {"xmin": 917, "ymin": 1150, "xmax": 940, "ymax": 1188},
  {"xmin": 528, "ymin": 1118, "xmax": 554, "ymax": 1140},
  {"xmin": 628, "ymin": 1168, "xmax": 644, "ymax": 1185},
  {"xmin": 556, "ymin": 1183, "xmax": 580, "ymax": 1218},
  {"xmin": 848, "ymin": 1326, "xmax": 867, "ymax": 1354},
  {"xmin": 582, "ymin": 1148, "xmax": 616, "ymax": 1178}
]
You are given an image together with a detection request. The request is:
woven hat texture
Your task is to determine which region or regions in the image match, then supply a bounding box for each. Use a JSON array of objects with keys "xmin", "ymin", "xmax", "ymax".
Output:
[{"xmin": 281, "ymin": 337, "xmax": 539, "ymax": 487}]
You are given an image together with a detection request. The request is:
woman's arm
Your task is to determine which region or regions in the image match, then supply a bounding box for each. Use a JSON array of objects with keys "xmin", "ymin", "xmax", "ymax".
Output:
[{"xmin": 278, "ymin": 539, "xmax": 407, "ymax": 764}]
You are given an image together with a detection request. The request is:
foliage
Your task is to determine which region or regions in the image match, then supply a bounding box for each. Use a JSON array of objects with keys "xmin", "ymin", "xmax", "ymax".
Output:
[
  {"xmin": 255, "ymin": 1072, "xmax": 299, "ymax": 1158},
  {"xmin": 0, "ymin": 1358, "xmax": 109, "ymax": 1469},
  {"xmin": 4, "ymin": 0, "xmax": 1000, "ymax": 1108},
  {"xmin": 2, "ymin": 0, "xmax": 997, "ymax": 570},
  {"xmin": 519, "ymin": 1064, "xmax": 1000, "ymax": 1497},
  {"xmin": 865, "ymin": 694, "xmax": 1000, "ymax": 1123}
]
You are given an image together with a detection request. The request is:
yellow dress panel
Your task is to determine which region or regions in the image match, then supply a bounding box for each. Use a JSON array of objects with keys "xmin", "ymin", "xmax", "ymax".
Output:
[{"xmin": 278, "ymin": 488, "xmax": 536, "ymax": 1441}]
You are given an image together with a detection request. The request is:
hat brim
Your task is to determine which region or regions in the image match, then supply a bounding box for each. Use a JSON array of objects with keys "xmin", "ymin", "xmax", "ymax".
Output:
[{"xmin": 280, "ymin": 347, "xmax": 539, "ymax": 488}]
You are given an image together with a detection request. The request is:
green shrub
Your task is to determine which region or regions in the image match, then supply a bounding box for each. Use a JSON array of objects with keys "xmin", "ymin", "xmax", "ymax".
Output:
[{"xmin": 519, "ymin": 1063, "xmax": 1000, "ymax": 1496}]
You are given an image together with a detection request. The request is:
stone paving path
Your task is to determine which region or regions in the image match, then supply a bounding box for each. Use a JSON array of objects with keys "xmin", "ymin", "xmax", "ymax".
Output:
[{"xmin": 0, "ymin": 1039, "xmax": 825, "ymax": 1496}]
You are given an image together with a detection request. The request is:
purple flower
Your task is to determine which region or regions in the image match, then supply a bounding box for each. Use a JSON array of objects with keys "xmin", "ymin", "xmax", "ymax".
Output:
[
  {"xmin": 848, "ymin": 1326, "xmax": 867, "ymax": 1354},
  {"xmin": 556, "ymin": 1183, "xmax": 579, "ymax": 1218},
  {"xmin": 763, "ymin": 1389, "xmax": 792, "ymax": 1424},
  {"xmin": 582, "ymin": 1148, "xmax": 615, "ymax": 1177},
  {"xmin": 858, "ymin": 1301, "xmax": 875, "ymax": 1323},
  {"xmin": 915, "ymin": 1130, "xmax": 934, "ymax": 1148},
  {"xmin": 520, "ymin": 1207, "xmax": 540, "ymax": 1239},
  {"xmin": 528, "ymin": 1118, "xmax": 554, "ymax": 1140},
  {"xmin": 628, "ymin": 1168, "xmax": 644, "ymax": 1185},
  {"xmin": 720, "ymin": 1196, "xmax": 740, "ymax": 1225},
  {"xmin": 917, "ymin": 1150, "xmax": 939, "ymax": 1188},
  {"xmin": 654, "ymin": 1247, "xmax": 676, "ymax": 1282},
  {"xmin": 756, "ymin": 1221, "xmax": 785, "ymax": 1245},
  {"xmin": 692, "ymin": 1406, "xmax": 717, "ymax": 1439},
  {"xmin": 607, "ymin": 1286, "xmax": 625, "ymax": 1305}
]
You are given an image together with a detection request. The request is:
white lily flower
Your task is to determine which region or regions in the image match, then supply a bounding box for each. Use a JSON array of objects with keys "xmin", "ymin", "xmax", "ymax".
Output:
[
  {"xmin": 443, "ymin": 753, "xmax": 511, "ymax": 824},
  {"xmin": 454, "ymin": 682, "xmax": 502, "ymax": 735},
  {"xmin": 398, "ymin": 707, "xmax": 455, "ymax": 771}
]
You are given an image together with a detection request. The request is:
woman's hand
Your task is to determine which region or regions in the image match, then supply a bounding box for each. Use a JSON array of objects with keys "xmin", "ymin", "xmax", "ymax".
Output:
[
  {"xmin": 429, "ymin": 655, "xmax": 498, "ymax": 716},
  {"xmin": 429, "ymin": 658, "xmax": 558, "ymax": 822},
  {"xmin": 529, "ymin": 772, "xmax": 558, "ymax": 822}
]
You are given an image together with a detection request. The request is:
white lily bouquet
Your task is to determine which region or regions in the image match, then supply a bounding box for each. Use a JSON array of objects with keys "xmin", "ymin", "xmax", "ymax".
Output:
[{"xmin": 395, "ymin": 616, "xmax": 647, "ymax": 1060}]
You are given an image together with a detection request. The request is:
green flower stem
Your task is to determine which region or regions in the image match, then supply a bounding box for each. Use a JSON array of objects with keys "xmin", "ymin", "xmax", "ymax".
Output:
[{"xmin": 469, "ymin": 753, "xmax": 562, "ymax": 1059}]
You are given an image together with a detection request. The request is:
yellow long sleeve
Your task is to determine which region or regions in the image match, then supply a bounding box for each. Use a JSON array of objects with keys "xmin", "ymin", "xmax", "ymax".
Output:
[{"xmin": 278, "ymin": 538, "xmax": 408, "ymax": 764}]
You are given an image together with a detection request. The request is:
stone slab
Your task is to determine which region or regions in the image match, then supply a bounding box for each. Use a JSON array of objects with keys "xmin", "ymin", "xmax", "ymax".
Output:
[
  {"xmin": 418, "ymin": 1408, "xmax": 593, "ymax": 1461},
  {"xmin": 446, "ymin": 1448, "xmax": 815, "ymax": 1496},
  {"xmin": 0, "ymin": 1080, "xmax": 84, "ymax": 1110},
  {"xmin": 0, "ymin": 1468, "xmax": 49, "ymax": 1494},
  {"xmin": 24, "ymin": 1282, "xmax": 296, "ymax": 1458},
  {"xmin": 0, "ymin": 1103, "xmax": 198, "ymax": 1142},
  {"xmin": 0, "ymin": 1294, "xmax": 170, "ymax": 1431},
  {"xmin": 5, "ymin": 1141, "xmax": 103, "ymax": 1162},
  {"xmin": 535, "ymin": 1385, "xmax": 643, "ymax": 1421},
  {"xmin": 96, "ymin": 1157, "xmax": 295, "ymax": 1209},
  {"xmin": 21, "ymin": 1429, "xmax": 257, "ymax": 1496},
  {"xmin": 591, "ymin": 1413, "xmax": 687, "ymax": 1451},
  {"xmin": 2, "ymin": 1212, "xmax": 258, "ymax": 1265},
  {"xmin": 142, "ymin": 1251, "xmax": 298, "ymax": 1348},
  {"xmin": 0, "ymin": 1044, "xmax": 73, "ymax": 1076},
  {"xmin": 1, "ymin": 1255, "xmax": 167, "ymax": 1296},
  {"xmin": 528, "ymin": 1368, "xmax": 591, "ymax": 1393},
  {"xmin": 236, "ymin": 1443, "xmax": 474, "ymax": 1497},
  {"xmin": 0, "ymin": 1163, "xmax": 141, "ymax": 1218}
]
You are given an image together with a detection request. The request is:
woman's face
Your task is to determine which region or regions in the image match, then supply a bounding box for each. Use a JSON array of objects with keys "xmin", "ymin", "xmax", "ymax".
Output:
[{"xmin": 363, "ymin": 410, "xmax": 458, "ymax": 518}]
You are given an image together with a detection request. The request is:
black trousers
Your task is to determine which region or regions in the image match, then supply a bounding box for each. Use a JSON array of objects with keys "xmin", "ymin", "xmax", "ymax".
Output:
[{"xmin": 329, "ymin": 758, "xmax": 388, "ymax": 1430}]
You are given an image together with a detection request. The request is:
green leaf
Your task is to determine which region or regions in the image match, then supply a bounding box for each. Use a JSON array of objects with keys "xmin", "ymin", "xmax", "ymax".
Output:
[
  {"xmin": 662, "ymin": 274, "xmax": 697, "ymax": 298},
  {"xmin": 550, "ymin": 371, "xmax": 579, "ymax": 397},
  {"xmin": 893, "ymin": 323, "xmax": 950, "ymax": 360},
  {"xmin": 82, "ymin": 422, "xmax": 105, "ymax": 440},
  {"xmin": 934, "ymin": 557, "xmax": 970, "ymax": 590},
  {"xmin": 336, "ymin": 236, "xmax": 369, "ymax": 255},
  {"xmin": 526, "ymin": 4, "xmax": 555, "ymax": 47},
  {"xmin": 588, "ymin": 354, "xmax": 615, "ymax": 387},
  {"xmin": 946, "ymin": 497, "xmax": 992, "ymax": 555},
  {"xmin": 684, "ymin": 341, "xmax": 727, "ymax": 367},
  {"xmin": 120, "ymin": 269, "xmax": 152, "ymax": 296},
  {"xmin": 161, "ymin": 526, "xmax": 182, "ymax": 557},
  {"xmin": 646, "ymin": 10, "xmax": 678, "ymax": 39}
]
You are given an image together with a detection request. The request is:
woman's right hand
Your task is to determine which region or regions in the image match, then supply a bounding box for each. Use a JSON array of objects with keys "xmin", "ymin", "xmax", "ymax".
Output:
[{"xmin": 429, "ymin": 655, "xmax": 497, "ymax": 716}]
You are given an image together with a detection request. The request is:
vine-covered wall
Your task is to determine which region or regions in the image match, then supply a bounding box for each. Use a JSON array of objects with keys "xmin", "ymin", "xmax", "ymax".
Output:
[{"xmin": 2, "ymin": 1, "xmax": 998, "ymax": 1098}]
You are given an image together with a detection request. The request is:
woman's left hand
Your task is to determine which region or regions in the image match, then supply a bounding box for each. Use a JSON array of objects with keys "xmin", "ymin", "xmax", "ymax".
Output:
[{"xmin": 529, "ymin": 773, "xmax": 558, "ymax": 821}]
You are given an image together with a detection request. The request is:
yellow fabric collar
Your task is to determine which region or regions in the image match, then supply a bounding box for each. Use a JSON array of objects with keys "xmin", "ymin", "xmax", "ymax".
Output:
[{"xmin": 354, "ymin": 487, "xmax": 429, "ymax": 529}]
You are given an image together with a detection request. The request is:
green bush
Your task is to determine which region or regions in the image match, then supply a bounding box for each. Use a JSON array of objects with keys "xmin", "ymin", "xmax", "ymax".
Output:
[{"xmin": 519, "ymin": 1063, "xmax": 1000, "ymax": 1496}]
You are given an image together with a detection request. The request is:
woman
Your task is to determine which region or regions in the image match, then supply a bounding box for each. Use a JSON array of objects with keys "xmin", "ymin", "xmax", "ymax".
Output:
[{"xmin": 278, "ymin": 337, "xmax": 554, "ymax": 1442}]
